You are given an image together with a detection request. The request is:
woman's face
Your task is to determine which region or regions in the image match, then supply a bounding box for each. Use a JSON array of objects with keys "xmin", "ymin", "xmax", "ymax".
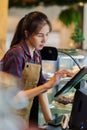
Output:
[{"xmin": 28, "ymin": 24, "xmax": 50, "ymax": 50}]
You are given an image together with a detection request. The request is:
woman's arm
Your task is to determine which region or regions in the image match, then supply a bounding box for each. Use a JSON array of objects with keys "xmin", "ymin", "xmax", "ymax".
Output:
[
  {"xmin": 12, "ymin": 69, "xmax": 74, "ymax": 109},
  {"xmin": 17, "ymin": 69, "xmax": 74, "ymax": 99},
  {"xmin": 38, "ymin": 92, "xmax": 52, "ymax": 122}
]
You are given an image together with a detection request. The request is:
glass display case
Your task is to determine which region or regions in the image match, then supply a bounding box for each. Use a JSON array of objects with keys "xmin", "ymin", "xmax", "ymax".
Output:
[{"xmin": 38, "ymin": 49, "xmax": 87, "ymax": 127}]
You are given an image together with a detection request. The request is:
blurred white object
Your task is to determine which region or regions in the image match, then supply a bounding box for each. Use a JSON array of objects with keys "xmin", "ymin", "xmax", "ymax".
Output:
[
  {"xmin": 0, "ymin": 71, "xmax": 28, "ymax": 130},
  {"xmin": 0, "ymin": 115, "xmax": 27, "ymax": 130},
  {"xmin": 61, "ymin": 114, "xmax": 70, "ymax": 129}
]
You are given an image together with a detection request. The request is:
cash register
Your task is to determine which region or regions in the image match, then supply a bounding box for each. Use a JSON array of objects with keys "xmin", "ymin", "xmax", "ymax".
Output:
[{"xmin": 54, "ymin": 66, "xmax": 87, "ymax": 130}]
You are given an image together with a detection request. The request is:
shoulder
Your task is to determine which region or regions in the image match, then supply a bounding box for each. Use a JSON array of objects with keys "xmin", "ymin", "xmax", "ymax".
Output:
[
  {"xmin": 6, "ymin": 45, "xmax": 24, "ymax": 58},
  {"xmin": 2, "ymin": 45, "xmax": 25, "ymax": 64}
]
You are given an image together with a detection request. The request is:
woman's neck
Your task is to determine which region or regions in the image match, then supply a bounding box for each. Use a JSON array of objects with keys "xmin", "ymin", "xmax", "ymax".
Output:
[
  {"xmin": 29, "ymin": 48, "xmax": 35, "ymax": 58},
  {"xmin": 25, "ymin": 39, "xmax": 35, "ymax": 58}
]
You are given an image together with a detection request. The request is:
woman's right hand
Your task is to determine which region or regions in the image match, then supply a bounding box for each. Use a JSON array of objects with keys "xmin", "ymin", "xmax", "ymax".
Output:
[{"xmin": 44, "ymin": 69, "xmax": 74, "ymax": 90}]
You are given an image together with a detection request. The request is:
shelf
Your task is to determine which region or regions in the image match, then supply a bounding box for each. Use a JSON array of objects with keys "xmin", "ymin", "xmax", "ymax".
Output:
[
  {"xmin": 59, "ymin": 55, "xmax": 84, "ymax": 59},
  {"xmin": 50, "ymin": 101, "xmax": 72, "ymax": 115}
]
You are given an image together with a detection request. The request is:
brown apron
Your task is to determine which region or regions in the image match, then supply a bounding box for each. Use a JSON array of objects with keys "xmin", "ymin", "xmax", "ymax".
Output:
[{"xmin": 16, "ymin": 62, "xmax": 41, "ymax": 125}]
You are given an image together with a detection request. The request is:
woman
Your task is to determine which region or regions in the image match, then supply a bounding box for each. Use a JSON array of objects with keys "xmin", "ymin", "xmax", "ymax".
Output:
[{"xmin": 2, "ymin": 11, "xmax": 73, "ymax": 128}]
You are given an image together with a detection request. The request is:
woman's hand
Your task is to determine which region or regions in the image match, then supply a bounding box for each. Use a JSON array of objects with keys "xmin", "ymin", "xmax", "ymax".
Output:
[
  {"xmin": 44, "ymin": 69, "xmax": 74, "ymax": 90},
  {"xmin": 23, "ymin": 69, "xmax": 75, "ymax": 99}
]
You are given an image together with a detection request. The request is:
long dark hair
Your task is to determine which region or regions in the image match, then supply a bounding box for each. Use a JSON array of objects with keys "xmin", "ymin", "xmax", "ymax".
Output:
[{"xmin": 10, "ymin": 11, "xmax": 52, "ymax": 48}]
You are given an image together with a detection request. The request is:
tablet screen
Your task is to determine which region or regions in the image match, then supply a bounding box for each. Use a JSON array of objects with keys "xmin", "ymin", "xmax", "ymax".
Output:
[{"xmin": 54, "ymin": 67, "xmax": 87, "ymax": 97}]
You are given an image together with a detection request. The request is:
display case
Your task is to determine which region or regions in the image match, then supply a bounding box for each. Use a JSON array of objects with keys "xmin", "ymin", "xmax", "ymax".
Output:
[{"xmin": 38, "ymin": 49, "xmax": 87, "ymax": 127}]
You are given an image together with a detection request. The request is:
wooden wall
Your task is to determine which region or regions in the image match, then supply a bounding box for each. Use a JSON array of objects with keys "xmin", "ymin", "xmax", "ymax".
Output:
[{"xmin": 0, "ymin": 0, "xmax": 8, "ymax": 59}]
